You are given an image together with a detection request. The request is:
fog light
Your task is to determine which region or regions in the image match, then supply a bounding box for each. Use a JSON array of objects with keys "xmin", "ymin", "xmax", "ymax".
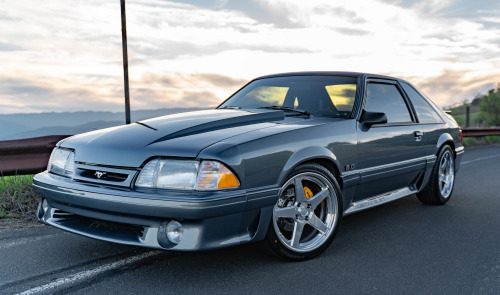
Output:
[
  {"xmin": 42, "ymin": 199, "xmax": 49, "ymax": 213},
  {"xmin": 166, "ymin": 220, "xmax": 183, "ymax": 244}
]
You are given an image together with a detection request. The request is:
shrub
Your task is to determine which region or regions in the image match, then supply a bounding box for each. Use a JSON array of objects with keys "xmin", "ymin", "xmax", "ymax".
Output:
[
  {"xmin": 0, "ymin": 175, "xmax": 39, "ymax": 219},
  {"xmin": 479, "ymin": 88, "xmax": 500, "ymax": 126}
]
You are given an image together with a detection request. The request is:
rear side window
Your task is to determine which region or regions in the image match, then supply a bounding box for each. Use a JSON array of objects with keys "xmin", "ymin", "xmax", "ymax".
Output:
[
  {"xmin": 364, "ymin": 83, "xmax": 412, "ymax": 123},
  {"xmin": 401, "ymin": 82, "xmax": 443, "ymax": 124}
]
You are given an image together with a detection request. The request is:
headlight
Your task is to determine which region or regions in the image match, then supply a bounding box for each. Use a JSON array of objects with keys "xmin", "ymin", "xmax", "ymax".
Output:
[
  {"xmin": 136, "ymin": 159, "xmax": 199, "ymax": 189},
  {"xmin": 47, "ymin": 147, "xmax": 75, "ymax": 177},
  {"xmin": 135, "ymin": 159, "xmax": 240, "ymax": 190}
]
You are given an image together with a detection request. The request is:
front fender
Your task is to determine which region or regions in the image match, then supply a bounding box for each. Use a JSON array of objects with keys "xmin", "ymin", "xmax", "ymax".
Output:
[
  {"xmin": 197, "ymin": 142, "xmax": 245, "ymax": 187},
  {"xmin": 277, "ymin": 146, "xmax": 339, "ymax": 186}
]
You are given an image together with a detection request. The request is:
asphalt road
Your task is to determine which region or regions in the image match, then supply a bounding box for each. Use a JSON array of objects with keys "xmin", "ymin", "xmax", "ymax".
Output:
[{"xmin": 1, "ymin": 145, "xmax": 499, "ymax": 295}]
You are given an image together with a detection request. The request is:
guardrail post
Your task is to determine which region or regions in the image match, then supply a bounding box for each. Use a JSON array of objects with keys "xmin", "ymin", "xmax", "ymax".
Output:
[{"xmin": 466, "ymin": 106, "xmax": 470, "ymax": 127}]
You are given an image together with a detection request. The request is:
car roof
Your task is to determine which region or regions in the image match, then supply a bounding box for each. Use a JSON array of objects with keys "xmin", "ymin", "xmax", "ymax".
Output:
[{"xmin": 254, "ymin": 71, "xmax": 402, "ymax": 82}]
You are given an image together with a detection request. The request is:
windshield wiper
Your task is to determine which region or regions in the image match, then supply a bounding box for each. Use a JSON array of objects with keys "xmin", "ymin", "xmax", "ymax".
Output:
[
  {"xmin": 258, "ymin": 106, "xmax": 310, "ymax": 116},
  {"xmin": 219, "ymin": 106, "xmax": 241, "ymax": 109}
]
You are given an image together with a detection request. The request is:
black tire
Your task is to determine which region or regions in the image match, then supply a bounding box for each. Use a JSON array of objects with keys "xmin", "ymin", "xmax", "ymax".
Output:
[
  {"xmin": 417, "ymin": 145, "xmax": 456, "ymax": 205},
  {"xmin": 265, "ymin": 163, "xmax": 343, "ymax": 261}
]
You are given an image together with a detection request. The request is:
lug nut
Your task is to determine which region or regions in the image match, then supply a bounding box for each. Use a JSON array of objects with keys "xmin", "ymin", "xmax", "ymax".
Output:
[
  {"xmin": 305, "ymin": 216, "xmax": 309, "ymax": 221},
  {"xmin": 307, "ymin": 204, "xmax": 311, "ymax": 209}
]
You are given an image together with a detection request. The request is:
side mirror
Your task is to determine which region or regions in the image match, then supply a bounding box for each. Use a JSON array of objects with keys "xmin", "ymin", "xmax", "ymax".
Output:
[{"xmin": 360, "ymin": 110, "xmax": 387, "ymax": 126}]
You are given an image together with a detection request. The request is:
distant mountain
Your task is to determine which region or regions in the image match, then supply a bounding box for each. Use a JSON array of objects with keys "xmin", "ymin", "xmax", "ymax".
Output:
[
  {"xmin": 0, "ymin": 108, "xmax": 208, "ymax": 140},
  {"xmin": 0, "ymin": 118, "xmax": 28, "ymax": 137}
]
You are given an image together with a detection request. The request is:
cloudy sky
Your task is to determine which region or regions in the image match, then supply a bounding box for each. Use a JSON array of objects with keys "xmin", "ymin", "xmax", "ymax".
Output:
[{"xmin": 0, "ymin": 0, "xmax": 499, "ymax": 114}]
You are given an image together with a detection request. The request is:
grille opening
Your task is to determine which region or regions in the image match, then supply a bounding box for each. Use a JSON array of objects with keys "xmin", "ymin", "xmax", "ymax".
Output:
[
  {"xmin": 79, "ymin": 169, "xmax": 129, "ymax": 182},
  {"xmin": 48, "ymin": 207, "xmax": 149, "ymax": 243},
  {"xmin": 53, "ymin": 209, "xmax": 75, "ymax": 219},
  {"xmin": 51, "ymin": 209, "xmax": 143, "ymax": 235},
  {"xmin": 85, "ymin": 218, "xmax": 143, "ymax": 234}
]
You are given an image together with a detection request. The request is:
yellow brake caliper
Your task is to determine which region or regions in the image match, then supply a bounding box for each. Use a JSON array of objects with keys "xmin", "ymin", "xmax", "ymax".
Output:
[
  {"xmin": 304, "ymin": 186, "xmax": 323, "ymax": 210},
  {"xmin": 304, "ymin": 187, "xmax": 313, "ymax": 199}
]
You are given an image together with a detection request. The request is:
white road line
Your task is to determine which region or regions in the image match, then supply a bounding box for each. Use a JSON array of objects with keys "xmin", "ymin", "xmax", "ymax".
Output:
[
  {"xmin": 16, "ymin": 251, "xmax": 159, "ymax": 295},
  {"xmin": 0, "ymin": 234, "xmax": 59, "ymax": 250},
  {"xmin": 461, "ymin": 154, "xmax": 500, "ymax": 165}
]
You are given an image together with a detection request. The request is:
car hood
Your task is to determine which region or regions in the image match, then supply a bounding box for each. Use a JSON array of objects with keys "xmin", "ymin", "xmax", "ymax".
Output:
[{"xmin": 60, "ymin": 109, "xmax": 289, "ymax": 167}]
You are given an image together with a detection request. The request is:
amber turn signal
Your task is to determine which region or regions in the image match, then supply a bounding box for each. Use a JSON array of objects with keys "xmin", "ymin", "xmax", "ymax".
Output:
[
  {"xmin": 218, "ymin": 165, "xmax": 240, "ymax": 189},
  {"xmin": 197, "ymin": 161, "xmax": 240, "ymax": 190}
]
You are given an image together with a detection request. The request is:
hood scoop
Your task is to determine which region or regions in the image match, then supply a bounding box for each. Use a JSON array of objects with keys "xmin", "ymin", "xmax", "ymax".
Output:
[{"xmin": 148, "ymin": 110, "xmax": 284, "ymax": 145}]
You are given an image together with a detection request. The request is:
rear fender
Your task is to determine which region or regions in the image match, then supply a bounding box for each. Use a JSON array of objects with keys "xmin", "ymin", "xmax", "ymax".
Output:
[{"xmin": 436, "ymin": 133, "xmax": 455, "ymax": 153}]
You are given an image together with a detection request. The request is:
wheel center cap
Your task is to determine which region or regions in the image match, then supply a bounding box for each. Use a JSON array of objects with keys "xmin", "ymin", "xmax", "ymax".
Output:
[{"xmin": 298, "ymin": 206, "xmax": 308, "ymax": 217}]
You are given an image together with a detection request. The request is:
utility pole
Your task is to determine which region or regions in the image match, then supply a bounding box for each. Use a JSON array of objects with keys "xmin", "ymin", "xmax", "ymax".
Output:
[{"xmin": 120, "ymin": 0, "xmax": 131, "ymax": 124}]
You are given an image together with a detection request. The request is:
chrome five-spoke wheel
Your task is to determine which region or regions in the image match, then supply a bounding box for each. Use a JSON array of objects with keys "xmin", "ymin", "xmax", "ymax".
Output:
[
  {"xmin": 266, "ymin": 163, "xmax": 342, "ymax": 260},
  {"xmin": 417, "ymin": 145, "xmax": 456, "ymax": 205},
  {"xmin": 438, "ymin": 150, "xmax": 455, "ymax": 199}
]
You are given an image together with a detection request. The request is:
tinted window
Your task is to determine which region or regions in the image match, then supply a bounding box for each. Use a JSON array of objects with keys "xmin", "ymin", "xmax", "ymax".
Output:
[
  {"xmin": 401, "ymin": 82, "xmax": 443, "ymax": 123},
  {"xmin": 364, "ymin": 83, "xmax": 412, "ymax": 123},
  {"xmin": 325, "ymin": 84, "xmax": 356, "ymax": 112},
  {"xmin": 219, "ymin": 76, "xmax": 357, "ymax": 118},
  {"xmin": 234, "ymin": 86, "xmax": 289, "ymax": 108}
]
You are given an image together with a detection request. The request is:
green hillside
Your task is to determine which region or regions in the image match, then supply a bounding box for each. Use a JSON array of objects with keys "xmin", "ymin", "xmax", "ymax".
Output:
[
  {"xmin": 447, "ymin": 98, "xmax": 482, "ymax": 127},
  {"xmin": 452, "ymin": 112, "xmax": 480, "ymax": 127}
]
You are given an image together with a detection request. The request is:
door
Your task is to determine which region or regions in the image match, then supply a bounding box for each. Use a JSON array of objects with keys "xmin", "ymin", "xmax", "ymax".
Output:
[{"xmin": 354, "ymin": 80, "xmax": 426, "ymax": 201}]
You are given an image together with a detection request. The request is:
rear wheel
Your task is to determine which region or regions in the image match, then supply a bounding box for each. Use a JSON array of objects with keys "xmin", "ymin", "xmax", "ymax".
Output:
[
  {"xmin": 265, "ymin": 163, "xmax": 342, "ymax": 261},
  {"xmin": 417, "ymin": 145, "xmax": 455, "ymax": 205}
]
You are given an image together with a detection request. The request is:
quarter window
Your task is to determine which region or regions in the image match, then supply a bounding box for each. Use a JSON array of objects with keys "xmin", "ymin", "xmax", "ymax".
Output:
[
  {"xmin": 365, "ymin": 83, "xmax": 412, "ymax": 123},
  {"xmin": 401, "ymin": 82, "xmax": 443, "ymax": 123}
]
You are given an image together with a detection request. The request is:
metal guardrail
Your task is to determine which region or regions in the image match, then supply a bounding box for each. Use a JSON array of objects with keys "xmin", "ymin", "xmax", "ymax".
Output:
[
  {"xmin": 461, "ymin": 127, "xmax": 500, "ymax": 137},
  {"xmin": 0, "ymin": 128, "xmax": 499, "ymax": 176},
  {"xmin": 0, "ymin": 135, "xmax": 70, "ymax": 177}
]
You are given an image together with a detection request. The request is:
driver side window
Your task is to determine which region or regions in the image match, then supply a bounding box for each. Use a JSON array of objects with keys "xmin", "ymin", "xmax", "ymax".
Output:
[{"xmin": 365, "ymin": 83, "xmax": 412, "ymax": 123}]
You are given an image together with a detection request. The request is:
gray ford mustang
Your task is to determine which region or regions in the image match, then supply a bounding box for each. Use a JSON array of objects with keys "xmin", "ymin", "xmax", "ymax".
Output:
[{"xmin": 34, "ymin": 72, "xmax": 463, "ymax": 260}]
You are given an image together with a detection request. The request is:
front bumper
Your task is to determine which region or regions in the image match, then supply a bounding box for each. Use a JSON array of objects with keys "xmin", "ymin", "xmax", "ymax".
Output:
[{"xmin": 33, "ymin": 172, "xmax": 279, "ymax": 251}]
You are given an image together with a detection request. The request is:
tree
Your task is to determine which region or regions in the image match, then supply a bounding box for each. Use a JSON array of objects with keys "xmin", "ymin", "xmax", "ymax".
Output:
[{"xmin": 479, "ymin": 88, "xmax": 500, "ymax": 126}]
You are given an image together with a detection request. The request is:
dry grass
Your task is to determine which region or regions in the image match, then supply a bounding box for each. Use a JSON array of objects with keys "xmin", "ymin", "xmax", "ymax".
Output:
[{"xmin": 0, "ymin": 175, "xmax": 39, "ymax": 220}]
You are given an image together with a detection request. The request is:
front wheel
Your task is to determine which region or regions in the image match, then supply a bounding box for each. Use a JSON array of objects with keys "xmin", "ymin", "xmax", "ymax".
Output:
[{"xmin": 265, "ymin": 163, "xmax": 342, "ymax": 261}]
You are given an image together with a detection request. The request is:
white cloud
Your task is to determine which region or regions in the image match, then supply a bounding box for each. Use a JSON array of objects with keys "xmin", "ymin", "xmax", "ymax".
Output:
[
  {"xmin": 481, "ymin": 17, "xmax": 500, "ymax": 24},
  {"xmin": 0, "ymin": 0, "xmax": 499, "ymax": 114}
]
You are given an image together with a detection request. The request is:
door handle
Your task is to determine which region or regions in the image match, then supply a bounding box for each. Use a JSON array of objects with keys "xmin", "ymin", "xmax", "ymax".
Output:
[{"xmin": 414, "ymin": 131, "xmax": 423, "ymax": 141}]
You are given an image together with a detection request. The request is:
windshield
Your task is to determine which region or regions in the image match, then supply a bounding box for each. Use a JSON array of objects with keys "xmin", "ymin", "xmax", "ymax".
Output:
[{"xmin": 219, "ymin": 75, "xmax": 358, "ymax": 118}]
